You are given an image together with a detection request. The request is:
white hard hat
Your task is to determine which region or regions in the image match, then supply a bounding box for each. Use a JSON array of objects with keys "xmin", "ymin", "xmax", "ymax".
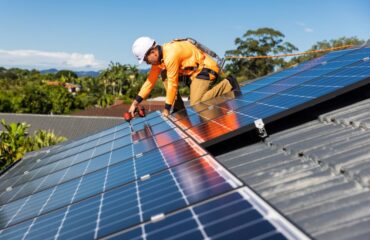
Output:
[{"xmin": 132, "ymin": 36, "xmax": 155, "ymax": 64}]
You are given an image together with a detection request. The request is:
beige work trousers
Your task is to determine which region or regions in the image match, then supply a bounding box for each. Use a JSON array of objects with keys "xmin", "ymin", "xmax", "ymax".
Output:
[
  {"xmin": 189, "ymin": 78, "xmax": 233, "ymax": 106},
  {"xmin": 163, "ymin": 77, "xmax": 233, "ymax": 110}
]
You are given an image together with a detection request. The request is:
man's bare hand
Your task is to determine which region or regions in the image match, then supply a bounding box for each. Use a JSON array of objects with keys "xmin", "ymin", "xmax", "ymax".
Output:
[
  {"xmin": 162, "ymin": 109, "xmax": 170, "ymax": 118},
  {"xmin": 129, "ymin": 100, "xmax": 139, "ymax": 117}
]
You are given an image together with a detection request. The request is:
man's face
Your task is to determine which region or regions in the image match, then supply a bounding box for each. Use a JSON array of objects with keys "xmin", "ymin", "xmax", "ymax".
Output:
[{"xmin": 144, "ymin": 48, "xmax": 160, "ymax": 65}]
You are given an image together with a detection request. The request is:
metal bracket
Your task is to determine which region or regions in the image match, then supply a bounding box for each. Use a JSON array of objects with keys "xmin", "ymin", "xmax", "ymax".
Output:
[{"xmin": 254, "ymin": 119, "xmax": 268, "ymax": 138}]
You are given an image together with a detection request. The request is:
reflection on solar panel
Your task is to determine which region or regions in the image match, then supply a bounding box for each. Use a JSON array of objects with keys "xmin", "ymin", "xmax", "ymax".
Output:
[
  {"xmin": 171, "ymin": 45, "xmax": 370, "ymax": 146},
  {"xmin": 0, "ymin": 112, "xmax": 307, "ymax": 239}
]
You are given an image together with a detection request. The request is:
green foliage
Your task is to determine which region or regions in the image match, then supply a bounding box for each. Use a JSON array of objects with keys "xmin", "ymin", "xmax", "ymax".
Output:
[
  {"xmin": 55, "ymin": 70, "xmax": 78, "ymax": 82},
  {"xmin": 0, "ymin": 33, "xmax": 365, "ymax": 116},
  {"xmin": 74, "ymin": 92, "xmax": 97, "ymax": 109},
  {"xmin": 179, "ymin": 86, "xmax": 190, "ymax": 96},
  {"xmin": 118, "ymin": 94, "xmax": 132, "ymax": 104},
  {"xmin": 0, "ymin": 93, "xmax": 12, "ymax": 112},
  {"xmin": 97, "ymin": 94, "xmax": 115, "ymax": 108},
  {"xmin": 225, "ymin": 27, "xmax": 298, "ymax": 80},
  {"xmin": 98, "ymin": 62, "xmax": 144, "ymax": 97},
  {"xmin": 20, "ymin": 85, "xmax": 53, "ymax": 113},
  {"xmin": 0, "ymin": 119, "xmax": 67, "ymax": 170},
  {"xmin": 28, "ymin": 129, "xmax": 67, "ymax": 151},
  {"xmin": 0, "ymin": 119, "xmax": 30, "ymax": 170},
  {"xmin": 47, "ymin": 86, "xmax": 74, "ymax": 114}
]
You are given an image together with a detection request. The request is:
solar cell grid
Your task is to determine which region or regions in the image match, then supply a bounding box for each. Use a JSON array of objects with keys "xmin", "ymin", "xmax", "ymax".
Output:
[
  {"xmin": 171, "ymin": 46, "xmax": 370, "ymax": 145},
  {"xmin": 0, "ymin": 152, "xmax": 243, "ymax": 239},
  {"xmin": 0, "ymin": 116, "xmax": 175, "ymax": 194},
  {"xmin": 1, "ymin": 112, "xmax": 250, "ymax": 238},
  {"xmin": 241, "ymin": 46, "xmax": 361, "ymax": 93},
  {"xmin": 104, "ymin": 187, "xmax": 308, "ymax": 240},
  {"xmin": 2, "ymin": 132, "xmax": 208, "ymax": 208}
]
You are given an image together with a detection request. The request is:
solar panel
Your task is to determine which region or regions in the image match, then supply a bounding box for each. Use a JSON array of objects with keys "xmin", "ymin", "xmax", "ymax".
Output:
[
  {"xmin": 170, "ymin": 45, "xmax": 370, "ymax": 146},
  {"xmin": 241, "ymin": 46, "xmax": 357, "ymax": 93},
  {"xmin": 105, "ymin": 187, "xmax": 308, "ymax": 240},
  {"xmin": 0, "ymin": 111, "xmax": 307, "ymax": 239}
]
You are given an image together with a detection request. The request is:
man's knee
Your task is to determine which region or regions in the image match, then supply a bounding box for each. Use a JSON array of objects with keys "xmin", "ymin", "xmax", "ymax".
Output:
[{"xmin": 189, "ymin": 97, "xmax": 200, "ymax": 106}]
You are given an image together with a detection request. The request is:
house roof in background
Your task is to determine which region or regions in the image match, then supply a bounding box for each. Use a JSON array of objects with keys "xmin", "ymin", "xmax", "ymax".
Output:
[
  {"xmin": 0, "ymin": 113, "xmax": 123, "ymax": 140},
  {"xmin": 71, "ymin": 101, "xmax": 165, "ymax": 117}
]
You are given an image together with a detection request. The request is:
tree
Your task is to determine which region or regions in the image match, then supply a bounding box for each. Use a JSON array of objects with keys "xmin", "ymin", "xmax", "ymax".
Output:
[
  {"xmin": 97, "ymin": 94, "xmax": 115, "ymax": 108},
  {"xmin": 55, "ymin": 70, "xmax": 78, "ymax": 82},
  {"xmin": 289, "ymin": 36, "xmax": 365, "ymax": 65},
  {"xmin": 0, "ymin": 93, "xmax": 13, "ymax": 112},
  {"xmin": 225, "ymin": 28, "xmax": 298, "ymax": 80},
  {"xmin": 0, "ymin": 120, "xmax": 67, "ymax": 170},
  {"xmin": 0, "ymin": 119, "xmax": 30, "ymax": 170},
  {"xmin": 29, "ymin": 129, "xmax": 67, "ymax": 151},
  {"xmin": 20, "ymin": 85, "xmax": 52, "ymax": 113},
  {"xmin": 47, "ymin": 86, "xmax": 74, "ymax": 114}
]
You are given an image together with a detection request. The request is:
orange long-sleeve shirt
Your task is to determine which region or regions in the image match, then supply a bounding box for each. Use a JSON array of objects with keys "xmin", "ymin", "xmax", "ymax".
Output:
[{"xmin": 136, "ymin": 40, "xmax": 219, "ymax": 109}]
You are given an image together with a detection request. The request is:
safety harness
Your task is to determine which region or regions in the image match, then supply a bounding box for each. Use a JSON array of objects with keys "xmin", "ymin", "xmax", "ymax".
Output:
[{"xmin": 172, "ymin": 38, "xmax": 222, "ymax": 85}]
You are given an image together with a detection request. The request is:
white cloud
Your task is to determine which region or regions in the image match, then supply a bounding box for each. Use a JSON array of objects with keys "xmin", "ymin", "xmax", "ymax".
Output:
[
  {"xmin": 295, "ymin": 22, "xmax": 314, "ymax": 33},
  {"xmin": 304, "ymin": 27, "xmax": 314, "ymax": 33},
  {"xmin": 0, "ymin": 49, "xmax": 106, "ymax": 70}
]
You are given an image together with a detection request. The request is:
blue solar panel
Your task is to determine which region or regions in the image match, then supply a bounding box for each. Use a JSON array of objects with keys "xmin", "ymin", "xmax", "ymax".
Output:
[
  {"xmin": 0, "ymin": 110, "xmax": 307, "ymax": 239},
  {"xmin": 104, "ymin": 188, "xmax": 308, "ymax": 240},
  {"xmin": 241, "ymin": 46, "xmax": 361, "ymax": 92},
  {"xmin": 170, "ymin": 46, "xmax": 370, "ymax": 145}
]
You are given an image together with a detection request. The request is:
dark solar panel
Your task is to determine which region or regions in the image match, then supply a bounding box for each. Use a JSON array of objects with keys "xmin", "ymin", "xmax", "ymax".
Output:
[
  {"xmin": 0, "ymin": 111, "xmax": 307, "ymax": 239},
  {"xmin": 171, "ymin": 46, "xmax": 370, "ymax": 146},
  {"xmin": 104, "ymin": 188, "xmax": 308, "ymax": 240}
]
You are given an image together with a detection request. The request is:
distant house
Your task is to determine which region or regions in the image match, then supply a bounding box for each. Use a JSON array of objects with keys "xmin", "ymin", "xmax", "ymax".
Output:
[
  {"xmin": 45, "ymin": 81, "xmax": 81, "ymax": 94},
  {"xmin": 64, "ymin": 83, "xmax": 81, "ymax": 94},
  {"xmin": 45, "ymin": 81, "xmax": 60, "ymax": 86}
]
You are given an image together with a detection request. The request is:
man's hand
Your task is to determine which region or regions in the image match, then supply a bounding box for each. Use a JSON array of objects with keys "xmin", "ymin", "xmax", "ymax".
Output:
[
  {"xmin": 162, "ymin": 109, "xmax": 170, "ymax": 118},
  {"xmin": 129, "ymin": 100, "xmax": 139, "ymax": 118}
]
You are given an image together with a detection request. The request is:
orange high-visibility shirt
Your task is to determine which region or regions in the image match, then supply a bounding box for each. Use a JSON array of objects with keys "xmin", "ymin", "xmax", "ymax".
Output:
[{"xmin": 136, "ymin": 40, "xmax": 219, "ymax": 108}]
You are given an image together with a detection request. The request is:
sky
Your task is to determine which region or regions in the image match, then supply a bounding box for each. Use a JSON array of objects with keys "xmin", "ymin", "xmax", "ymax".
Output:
[{"xmin": 0, "ymin": 0, "xmax": 369, "ymax": 71}]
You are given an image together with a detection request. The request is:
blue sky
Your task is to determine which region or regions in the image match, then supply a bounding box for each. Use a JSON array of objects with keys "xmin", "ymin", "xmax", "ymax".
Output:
[{"xmin": 0, "ymin": 0, "xmax": 369, "ymax": 70}]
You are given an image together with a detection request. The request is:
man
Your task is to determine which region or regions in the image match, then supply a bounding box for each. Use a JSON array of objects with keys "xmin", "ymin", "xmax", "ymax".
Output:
[{"xmin": 129, "ymin": 36, "xmax": 240, "ymax": 118}]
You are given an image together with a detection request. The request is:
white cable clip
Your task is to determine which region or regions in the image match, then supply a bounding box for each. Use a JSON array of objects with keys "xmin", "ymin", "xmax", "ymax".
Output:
[
  {"xmin": 254, "ymin": 119, "xmax": 268, "ymax": 138},
  {"xmin": 151, "ymin": 213, "xmax": 166, "ymax": 222},
  {"xmin": 140, "ymin": 174, "xmax": 151, "ymax": 181}
]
